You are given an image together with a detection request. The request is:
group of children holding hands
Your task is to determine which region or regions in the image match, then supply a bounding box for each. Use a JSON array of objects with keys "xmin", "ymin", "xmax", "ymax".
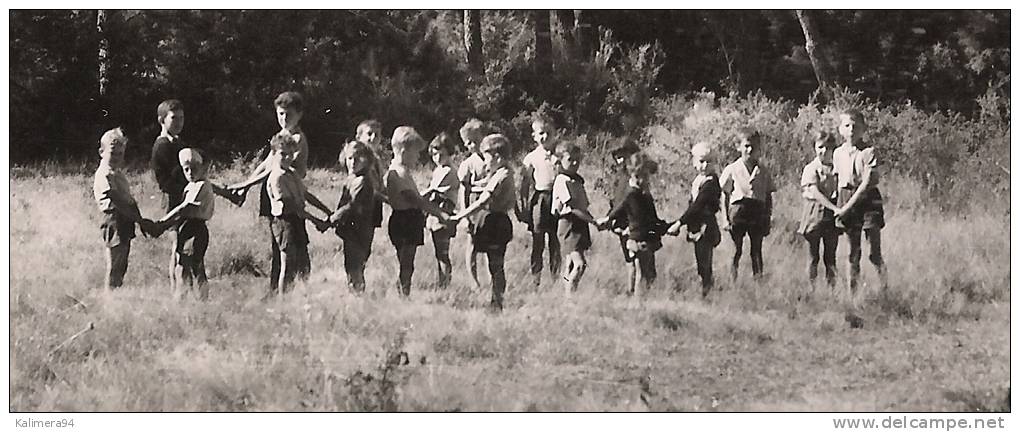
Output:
[{"xmin": 92, "ymin": 91, "xmax": 889, "ymax": 311}]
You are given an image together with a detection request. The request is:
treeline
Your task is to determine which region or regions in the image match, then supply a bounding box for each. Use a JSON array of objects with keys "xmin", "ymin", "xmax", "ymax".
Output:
[{"xmin": 9, "ymin": 10, "xmax": 1010, "ymax": 165}]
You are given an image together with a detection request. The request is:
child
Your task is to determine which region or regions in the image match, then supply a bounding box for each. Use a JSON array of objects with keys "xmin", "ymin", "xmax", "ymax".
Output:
[
  {"xmin": 230, "ymin": 92, "xmax": 331, "ymax": 282},
  {"xmin": 834, "ymin": 109, "xmax": 888, "ymax": 292},
  {"xmin": 352, "ymin": 119, "xmax": 387, "ymax": 229},
  {"xmin": 598, "ymin": 152, "xmax": 667, "ymax": 296},
  {"xmin": 265, "ymin": 132, "xmax": 331, "ymax": 297},
  {"xmin": 456, "ymin": 118, "xmax": 489, "ymax": 289},
  {"xmin": 450, "ymin": 134, "xmax": 517, "ymax": 311},
  {"xmin": 720, "ymin": 128, "xmax": 775, "ymax": 281},
  {"xmin": 150, "ymin": 99, "xmax": 241, "ymax": 291},
  {"xmin": 156, "ymin": 149, "xmax": 215, "ymax": 300},
  {"xmin": 551, "ymin": 142, "xmax": 596, "ymax": 294},
  {"xmin": 384, "ymin": 126, "xmax": 450, "ymax": 297},
  {"xmin": 327, "ymin": 140, "xmax": 379, "ymax": 293},
  {"xmin": 422, "ymin": 133, "xmax": 461, "ymax": 289},
  {"xmin": 519, "ymin": 116, "xmax": 561, "ymax": 285},
  {"xmin": 607, "ymin": 139, "xmax": 640, "ymax": 265},
  {"xmin": 93, "ymin": 127, "xmax": 156, "ymax": 290},
  {"xmin": 666, "ymin": 142, "xmax": 722, "ymax": 298},
  {"xmin": 797, "ymin": 131, "xmax": 842, "ymax": 288}
]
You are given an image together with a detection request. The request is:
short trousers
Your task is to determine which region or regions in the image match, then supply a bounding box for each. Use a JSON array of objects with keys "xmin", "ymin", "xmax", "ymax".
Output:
[
  {"xmin": 525, "ymin": 190, "xmax": 557, "ymax": 233},
  {"xmin": 558, "ymin": 214, "xmax": 592, "ymax": 253},
  {"xmin": 472, "ymin": 211, "xmax": 513, "ymax": 252},
  {"xmin": 836, "ymin": 188, "xmax": 885, "ymax": 231},
  {"xmin": 388, "ymin": 208, "xmax": 426, "ymax": 247},
  {"xmin": 270, "ymin": 214, "xmax": 309, "ymax": 253},
  {"xmin": 100, "ymin": 211, "xmax": 135, "ymax": 248},
  {"xmin": 729, "ymin": 199, "xmax": 769, "ymax": 237},
  {"xmin": 176, "ymin": 218, "xmax": 209, "ymax": 258}
]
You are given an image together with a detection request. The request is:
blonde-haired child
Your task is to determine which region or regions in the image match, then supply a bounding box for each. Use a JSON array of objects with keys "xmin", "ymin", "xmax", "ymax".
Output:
[
  {"xmin": 457, "ymin": 118, "xmax": 489, "ymax": 289},
  {"xmin": 519, "ymin": 115, "xmax": 561, "ymax": 286},
  {"xmin": 327, "ymin": 140, "xmax": 380, "ymax": 293},
  {"xmin": 834, "ymin": 109, "xmax": 888, "ymax": 293},
  {"xmin": 156, "ymin": 148, "xmax": 215, "ymax": 300},
  {"xmin": 92, "ymin": 127, "xmax": 157, "ymax": 290},
  {"xmin": 384, "ymin": 126, "xmax": 451, "ymax": 297},
  {"xmin": 667, "ymin": 142, "xmax": 722, "ymax": 297}
]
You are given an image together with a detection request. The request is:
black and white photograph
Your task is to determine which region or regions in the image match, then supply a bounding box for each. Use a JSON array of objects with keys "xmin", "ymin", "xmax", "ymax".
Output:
[{"xmin": 5, "ymin": 6, "xmax": 1013, "ymax": 428}]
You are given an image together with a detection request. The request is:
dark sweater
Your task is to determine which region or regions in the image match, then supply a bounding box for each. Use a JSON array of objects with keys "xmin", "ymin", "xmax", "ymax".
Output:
[
  {"xmin": 605, "ymin": 185, "xmax": 665, "ymax": 242},
  {"xmin": 675, "ymin": 173, "xmax": 722, "ymax": 232},
  {"xmin": 150, "ymin": 135, "xmax": 188, "ymax": 211}
]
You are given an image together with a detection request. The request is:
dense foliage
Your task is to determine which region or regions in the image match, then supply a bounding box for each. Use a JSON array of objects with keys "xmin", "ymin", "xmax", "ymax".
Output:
[{"xmin": 10, "ymin": 10, "xmax": 1011, "ymax": 204}]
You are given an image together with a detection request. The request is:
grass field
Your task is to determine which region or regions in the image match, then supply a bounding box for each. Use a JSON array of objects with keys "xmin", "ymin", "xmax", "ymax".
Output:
[{"xmin": 9, "ymin": 162, "xmax": 1010, "ymax": 412}]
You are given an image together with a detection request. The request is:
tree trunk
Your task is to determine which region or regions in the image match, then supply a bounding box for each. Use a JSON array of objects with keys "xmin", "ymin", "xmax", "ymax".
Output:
[
  {"xmin": 97, "ymin": 9, "xmax": 110, "ymax": 97},
  {"xmin": 532, "ymin": 10, "xmax": 552, "ymax": 76},
  {"xmin": 554, "ymin": 10, "xmax": 576, "ymax": 62},
  {"xmin": 463, "ymin": 10, "xmax": 483, "ymax": 77},
  {"xmin": 573, "ymin": 9, "xmax": 591, "ymax": 60},
  {"xmin": 795, "ymin": 10, "xmax": 837, "ymax": 91}
]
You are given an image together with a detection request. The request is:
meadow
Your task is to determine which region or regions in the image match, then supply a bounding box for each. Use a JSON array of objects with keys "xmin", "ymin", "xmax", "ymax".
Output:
[{"xmin": 8, "ymin": 158, "xmax": 1010, "ymax": 412}]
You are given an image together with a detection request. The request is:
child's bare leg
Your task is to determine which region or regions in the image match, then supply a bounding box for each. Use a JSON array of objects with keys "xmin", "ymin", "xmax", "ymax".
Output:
[
  {"xmin": 278, "ymin": 250, "xmax": 295, "ymax": 294},
  {"xmin": 562, "ymin": 251, "xmax": 586, "ymax": 293},
  {"xmin": 530, "ymin": 231, "xmax": 545, "ymax": 284},
  {"xmin": 865, "ymin": 228, "xmax": 887, "ymax": 289},
  {"xmin": 104, "ymin": 244, "xmax": 128, "ymax": 290},
  {"xmin": 167, "ymin": 235, "xmax": 177, "ymax": 291},
  {"xmin": 749, "ymin": 232, "xmax": 765, "ymax": 279},
  {"xmin": 548, "ymin": 232, "xmax": 562, "ymax": 276},
  {"xmin": 846, "ymin": 229, "xmax": 863, "ymax": 293},
  {"xmin": 432, "ymin": 231, "xmax": 452, "ymax": 289},
  {"xmin": 805, "ymin": 233, "xmax": 821, "ymax": 284},
  {"xmin": 175, "ymin": 254, "xmax": 190, "ymax": 300},
  {"xmin": 694, "ymin": 239, "xmax": 714, "ymax": 297},
  {"xmin": 396, "ymin": 245, "xmax": 417, "ymax": 296},
  {"xmin": 194, "ymin": 258, "xmax": 208, "ymax": 301},
  {"xmin": 486, "ymin": 247, "xmax": 507, "ymax": 310},
  {"xmin": 730, "ymin": 229, "xmax": 744, "ymax": 282},
  {"xmin": 465, "ymin": 239, "xmax": 481, "ymax": 289},
  {"xmin": 822, "ymin": 229, "xmax": 838, "ymax": 287},
  {"xmin": 628, "ymin": 261, "xmax": 639, "ymax": 295}
]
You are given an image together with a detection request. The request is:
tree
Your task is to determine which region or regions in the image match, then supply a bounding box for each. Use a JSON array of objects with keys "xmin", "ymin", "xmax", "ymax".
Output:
[
  {"xmin": 532, "ymin": 10, "xmax": 552, "ymax": 76},
  {"xmin": 97, "ymin": 9, "xmax": 109, "ymax": 98},
  {"xmin": 795, "ymin": 10, "xmax": 838, "ymax": 92},
  {"xmin": 463, "ymin": 10, "xmax": 483, "ymax": 76}
]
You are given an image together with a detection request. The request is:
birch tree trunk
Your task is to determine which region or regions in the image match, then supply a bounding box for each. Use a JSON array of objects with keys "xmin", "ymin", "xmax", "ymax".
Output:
[
  {"xmin": 795, "ymin": 10, "xmax": 837, "ymax": 91},
  {"xmin": 463, "ymin": 10, "xmax": 483, "ymax": 77}
]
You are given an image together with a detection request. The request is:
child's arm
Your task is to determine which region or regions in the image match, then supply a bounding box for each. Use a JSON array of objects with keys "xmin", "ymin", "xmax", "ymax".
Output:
[
  {"xmin": 669, "ymin": 180, "xmax": 721, "ymax": 235},
  {"xmin": 230, "ymin": 157, "xmax": 272, "ymax": 190},
  {"xmin": 569, "ymin": 208, "xmax": 597, "ymax": 224},
  {"xmin": 804, "ymin": 185, "xmax": 841, "ymax": 213},
  {"xmin": 452, "ymin": 191, "xmax": 491, "ymax": 221},
  {"xmin": 303, "ymin": 188, "xmax": 332, "ymax": 216},
  {"xmin": 400, "ymin": 189, "xmax": 448, "ymax": 219},
  {"xmin": 518, "ymin": 163, "xmax": 534, "ymax": 213},
  {"xmin": 839, "ymin": 152, "xmax": 878, "ymax": 215}
]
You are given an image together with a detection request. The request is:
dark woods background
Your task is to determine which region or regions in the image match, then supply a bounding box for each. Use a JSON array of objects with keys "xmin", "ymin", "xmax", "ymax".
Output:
[{"xmin": 9, "ymin": 10, "xmax": 1011, "ymax": 169}]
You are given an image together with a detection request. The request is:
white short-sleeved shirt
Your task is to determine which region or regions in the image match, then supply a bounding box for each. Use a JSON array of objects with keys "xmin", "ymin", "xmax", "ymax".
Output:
[
  {"xmin": 522, "ymin": 146, "xmax": 559, "ymax": 191},
  {"xmin": 93, "ymin": 162, "xmax": 136, "ymax": 213},
  {"xmin": 834, "ymin": 144, "xmax": 879, "ymax": 189},
  {"xmin": 720, "ymin": 159, "xmax": 775, "ymax": 204},
  {"xmin": 551, "ymin": 173, "xmax": 589, "ymax": 216},
  {"xmin": 457, "ymin": 152, "xmax": 488, "ymax": 197},
  {"xmin": 385, "ymin": 162, "xmax": 420, "ymax": 211},
  {"xmin": 181, "ymin": 180, "xmax": 215, "ymax": 220},
  {"xmin": 800, "ymin": 158, "xmax": 837, "ymax": 200},
  {"xmin": 267, "ymin": 169, "xmax": 306, "ymax": 216}
]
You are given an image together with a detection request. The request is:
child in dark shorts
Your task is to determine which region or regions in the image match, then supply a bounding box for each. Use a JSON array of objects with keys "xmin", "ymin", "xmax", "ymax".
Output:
[
  {"xmin": 598, "ymin": 152, "xmax": 667, "ymax": 296},
  {"xmin": 833, "ymin": 109, "xmax": 888, "ymax": 293},
  {"xmin": 518, "ymin": 115, "xmax": 561, "ymax": 285},
  {"xmin": 422, "ymin": 133, "xmax": 461, "ymax": 289},
  {"xmin": 326, "ymin": 140, "xmax": 380, "ymax": 293},
  {"xmin": 551, "ymin": 142, "xmax": 597, "ymax": 294},
  {"xmin": 607, "ymin": 140, "xmax": 640, "ymax": 264},
  {"xmin": 156, "ymin": 149, "xmax": 216, "ymax": 300},
  {"xmin": 667, "ymin": 142, "xmax": 722, "ymax": 298},
  {"xmin": 92, "ymin": 128, "xmax": 157, "ymax": 290},
  {"xmin": 797, "ymin": 131, "xmax": 842, "ymax": 288},
  {"xmin": 451, "ymin": 134, "xmax": 517, "ymax": 312},
  {"xmin": 264, "ymin": 132, "xmax": 331, "ymax": 298},
  {"xmin": 384, "ymin": 127, "xmax": 451, "ymax": 297},
  {"xmin": 456, "ymin": 118, "xmax": 489, "ymax": 290},
  {"xmin": 720, "ymin": 129, "xmax": 776, "ymax": 282}
]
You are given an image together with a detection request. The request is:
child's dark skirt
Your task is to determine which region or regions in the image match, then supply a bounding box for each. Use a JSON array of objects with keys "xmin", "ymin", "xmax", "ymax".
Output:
[
  {"xmin": 270, "ymin": 214, "xmax": 309, "ymax": 253},
  {"xmin": 472, "ymin": 211, "xmax": 513, "ymax": 252},
  {"xmin": 388, "ymin": 208, "xmax": 426, "ymax": 247},
  {"xmin": 558, "ymin": 214, "xmax": 591, "ymax": 253},
  {"xmin": 176, "ymin": 218, "xmax": 209, "ymax": 259},
  {"xmin": 100, "ymin": 211, "xmax": 135, "ymax": 248},
  {"xmin": 836, "ymin": 188, "xmax": 885, "ymax": 231}
]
